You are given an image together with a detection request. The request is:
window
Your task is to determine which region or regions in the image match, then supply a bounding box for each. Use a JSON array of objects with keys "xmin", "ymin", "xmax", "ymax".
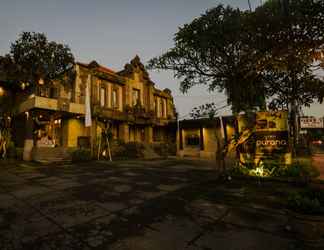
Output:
[
  {"xmin": 186, "ymin": 134, "xmax": 200, "ymax": 146},
  {"xmin": 37, "ymin": 86, "xmax": 59, "ymax": 99},
  {"xmin": 160, "ymin": 99, "xmax": 164, "ymax": 117},
  {"xmin": 132, "ymin": 89, "xmax": 140, "ymax": 106},
  {"xmin": 100, "ymin": 87, "xmax": 106, "ymax": 107},
  {"xmin": 154, "ymin": 97, "xmax": 158, "ymax": 116},
  {"xmin": 112, "ymin": 89, "xmax": 118, "ymax": 108}
]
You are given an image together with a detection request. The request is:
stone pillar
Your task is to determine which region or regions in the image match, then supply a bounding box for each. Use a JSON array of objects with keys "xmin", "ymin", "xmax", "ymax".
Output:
[
  {"xmin": 119, "ymin": 123, "xmax": 129, "ymax": 143},
  {"xmin": 145, "ymin": 126, "xmax": 153, "ymax": 144},
  {"xmin": 200, "ymin": 126, "xmax": 204, "ymax": 151},
  {"xmin": 179, "ymin": 128, "xmax": 183, "ymax": 150},
  {"xmin": 90, "ymin": 119, "xmax": 97, "ymax": 157},
  {"xmin": 23, "ymin": 113, "xmax": 34, "ymax": 161}
]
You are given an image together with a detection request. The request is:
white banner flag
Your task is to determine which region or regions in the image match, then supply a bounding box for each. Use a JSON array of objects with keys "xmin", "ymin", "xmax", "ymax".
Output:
[
  {"xmin": 85, "ymin": 75, "xmax": 92, "ymax": 127},
  {"xmin": 220, "ymin": 116, "xmax": 225, "ymax": 139}
]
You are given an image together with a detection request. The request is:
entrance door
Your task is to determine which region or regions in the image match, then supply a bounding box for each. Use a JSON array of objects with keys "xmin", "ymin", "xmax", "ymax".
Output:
[{"xmin": 35, "ymin": 117, "xmax": 62, "ymax": 147}]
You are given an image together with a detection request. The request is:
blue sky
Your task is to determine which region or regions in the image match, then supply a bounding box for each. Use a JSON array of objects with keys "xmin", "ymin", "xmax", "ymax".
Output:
[{"xmin": 0, "ymin": 0, "xmax": 322, "ymax": 117}]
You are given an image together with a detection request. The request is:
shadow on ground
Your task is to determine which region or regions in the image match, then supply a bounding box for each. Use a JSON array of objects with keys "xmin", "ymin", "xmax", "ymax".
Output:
[{"xmin": 0, "ymin": 159, "xmax": 323, "ymax": 250}]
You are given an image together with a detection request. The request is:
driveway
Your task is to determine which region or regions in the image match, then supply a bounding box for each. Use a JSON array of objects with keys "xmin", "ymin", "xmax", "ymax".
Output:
[{"xmin": 0, "ymin": 159, "xmax": 322, "ymax": 250}]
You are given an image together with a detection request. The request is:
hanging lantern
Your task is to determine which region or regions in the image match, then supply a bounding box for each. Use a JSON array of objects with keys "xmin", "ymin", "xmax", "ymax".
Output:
[{"xmin": 38, "ymin": 78, "xmax": 44, "ymax": 85}]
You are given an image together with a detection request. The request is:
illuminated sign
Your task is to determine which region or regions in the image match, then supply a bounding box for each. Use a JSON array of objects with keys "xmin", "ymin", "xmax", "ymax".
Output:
[
  {"xmin": 237, "ymin": 111, "xmax": 291, "ymax": 165},
  {"xmin": 300, "ymin": 117, "xmax": 324, "ymax": 129}
]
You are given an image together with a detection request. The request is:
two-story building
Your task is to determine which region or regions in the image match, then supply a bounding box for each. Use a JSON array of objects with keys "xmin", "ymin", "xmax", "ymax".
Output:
[{"xmin": 11, "ymin": 56, "xmax": 176, "ymax": 161}]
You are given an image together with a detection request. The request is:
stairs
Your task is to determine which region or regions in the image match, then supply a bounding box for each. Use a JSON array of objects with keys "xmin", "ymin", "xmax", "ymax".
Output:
[{"xmin": 32, "ymin": 147, "xmax": 71, "ymax": 163}]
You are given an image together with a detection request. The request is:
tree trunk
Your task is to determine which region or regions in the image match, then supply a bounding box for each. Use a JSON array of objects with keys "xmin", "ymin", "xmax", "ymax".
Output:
[{"xmin": 289, "ymin": 101, "xmax": 298, "ymax": 157}]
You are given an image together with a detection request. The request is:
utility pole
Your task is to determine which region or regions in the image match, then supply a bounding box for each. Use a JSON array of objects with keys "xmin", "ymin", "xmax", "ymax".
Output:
[{"xmin": 248, "ymin": 0, "xmax": 252, "ymax": 11}]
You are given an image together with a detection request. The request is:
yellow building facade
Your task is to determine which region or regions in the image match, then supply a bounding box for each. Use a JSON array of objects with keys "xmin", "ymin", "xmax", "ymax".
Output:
[
  {"xmin": 14, "ymin": 56, "xmax": 176, "ymax": 161},
  {"xmin": 177, "ymin": 117, "xmax": 236, "ymax": 160}
]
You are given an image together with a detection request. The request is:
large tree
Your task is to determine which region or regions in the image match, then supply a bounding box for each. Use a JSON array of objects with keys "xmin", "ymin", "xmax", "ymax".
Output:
[
  {"xmin": 252, "ymin": 0, "xmax": 324, "ymax": 149},
  {"xmin": 147, "ymin": 5, "xmax": 267, "ymax": 114},
  {"xmin": 148, "ymin": 0, "xmax": 324, "ymax": 151},
  {"xmin": 0, "ymin": 31, "xmax": 75, "ymax": 158}
]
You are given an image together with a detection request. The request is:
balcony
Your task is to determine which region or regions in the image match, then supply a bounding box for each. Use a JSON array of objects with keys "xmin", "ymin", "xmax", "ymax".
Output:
[
  {"xmin": 18, "ymin": 95, "xmax": 85, "ymax": 115},
  {"xmin": 93, "ymin": 105, "xmax": 128, "ymax": 121}
]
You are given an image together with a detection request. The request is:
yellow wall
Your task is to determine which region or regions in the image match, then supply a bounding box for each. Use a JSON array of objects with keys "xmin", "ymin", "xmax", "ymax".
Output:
[
  {"xmin": 64, "ymin": 118, "xmax": 87, "ymax": 147},
  {"xmin": 177, "ymin": 125, "xmax": 226, "ymax": 160}
]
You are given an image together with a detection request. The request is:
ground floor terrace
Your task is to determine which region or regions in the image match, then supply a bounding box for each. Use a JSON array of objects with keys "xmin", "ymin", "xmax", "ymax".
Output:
[
  {"xmin": 0, "ymin": 159, "xmax": 323, "ymax": 250},
  {"xmin": 12, "ymin": 109, "xmax": 173, "ymax": 161}
]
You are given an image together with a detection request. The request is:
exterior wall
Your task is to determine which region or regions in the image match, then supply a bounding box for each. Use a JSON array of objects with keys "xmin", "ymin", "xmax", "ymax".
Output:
[
  {"xmin": 177, "ymin": 118, "xmax": 235, "ymax": 160},
  {"xmin": 62, "ymin": 118, "xmax": 88, "ymax": 147},
  {"xmin": 16, "ymin": 58, "xmax": 176, "ymax": 161},
  {"xmin": 178, "ymin": 128, "xmax": 201, "ymax": 158},
  {"xmin": 199, "ymin": 127, "xmax": 219, "ymax": 159}
]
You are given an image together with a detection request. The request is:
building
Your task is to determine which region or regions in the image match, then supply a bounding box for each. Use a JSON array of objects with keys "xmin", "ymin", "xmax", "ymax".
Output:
[
  {"xmin": 9, "ymin": 56, "xmax": 176, "ymax": 161},
  {"xmin": 177, "ymin": 117, "xmax": 236, "ymax": 160}
]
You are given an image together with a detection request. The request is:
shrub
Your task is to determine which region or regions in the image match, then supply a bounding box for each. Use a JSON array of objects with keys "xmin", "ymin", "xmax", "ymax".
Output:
[
  {"xmin": 15, "ymin": 147, "xmax": 23, "ymax": 160},
  {"xmin": 228, "ymin": 165, "xmax": 250, "ymax": 176},
  {"xmin": 287, "ymin": 191, "xmax": 323, "ymax": 214},
  {"xmin": 123, "ymin": 142, "xmax": 144, "ymax": 158},
  {"xmin": 71, "ymin": 149, "xmax": 92, "ymax": 162},
  {"xmin": 275, "ymin": 161, "xmax": 319, "ymax": 179},
  {"xmin": 111, "ymin": 141, "xmax": 144, "ymax": 159},
  {"xmin": 6, "ymin": 142, "xmax": 16, "ymax": 159}
]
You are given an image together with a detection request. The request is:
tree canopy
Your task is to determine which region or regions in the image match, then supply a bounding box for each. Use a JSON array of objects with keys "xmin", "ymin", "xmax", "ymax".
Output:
[
  {"xmin": 147, "ymin": 0, "xmax": 324, "ymax": 114},
  {"xmin": 0, "ymin": 31, "xmax": 75, "ymax": 89}
]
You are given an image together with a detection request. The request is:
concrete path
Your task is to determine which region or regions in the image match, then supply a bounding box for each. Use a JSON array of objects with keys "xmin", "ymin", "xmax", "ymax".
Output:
[{"xmin": 0, "ymin": 159, "xmax": 322, "ymax": 250}]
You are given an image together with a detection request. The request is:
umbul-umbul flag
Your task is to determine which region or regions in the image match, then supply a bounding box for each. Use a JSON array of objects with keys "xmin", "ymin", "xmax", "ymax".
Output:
[{"xmin": 85, "ymin": 74, "xmax": 92, "ymax": 127}]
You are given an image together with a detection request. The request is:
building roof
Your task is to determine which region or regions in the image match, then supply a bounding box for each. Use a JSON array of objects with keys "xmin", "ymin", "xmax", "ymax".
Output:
[
  {"xmin": 77, "ymin": 61, "xmax": 116, "ymax": 75},
  {"xmin": 178, "ymin": 116, "xmax": 235, "ymax": 128}
]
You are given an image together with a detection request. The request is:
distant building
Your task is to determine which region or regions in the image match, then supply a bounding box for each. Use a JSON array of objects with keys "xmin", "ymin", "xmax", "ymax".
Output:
[
  {"xmin": 177, "ymin": 117, "xmax": 236, "ymax": 160},
  {"xmin": 8, "ymin": 56, "xmax": 176, "ymax": 161}
]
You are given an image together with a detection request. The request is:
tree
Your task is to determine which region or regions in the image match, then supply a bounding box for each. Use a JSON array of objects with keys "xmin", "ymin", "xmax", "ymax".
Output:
[
  {"xmin": 148, "ymin": 0, "xmax": 324, "ymax": 154},
  {"xmin": 251, "ymin": 0, "xmax": 324, "ymax": 151},
  {"xmin": 9, "ymin": 32, "xmax": 75, "ymax": 88},
  {"xmin": 0, "ymin": 31, "xmax": 75, "ymax": 158},
  {"xmin": 147, "ymin": 5, "xmax": 267, "ymax": 114},
  {"xmin": 190, "ymin": 103, "xmax": 219, "ymax": 120}
]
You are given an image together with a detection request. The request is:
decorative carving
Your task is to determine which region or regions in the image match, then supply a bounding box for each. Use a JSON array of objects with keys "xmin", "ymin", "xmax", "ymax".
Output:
[{"xmin": 119, "ymin": 55, "xmax": 155, "ymax": 86}]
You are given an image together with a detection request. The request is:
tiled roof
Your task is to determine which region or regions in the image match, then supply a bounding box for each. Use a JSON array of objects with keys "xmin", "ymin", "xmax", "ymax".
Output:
[{"xmin": 77, "ymin": 61, "xmax": 116, "ymax": 75}]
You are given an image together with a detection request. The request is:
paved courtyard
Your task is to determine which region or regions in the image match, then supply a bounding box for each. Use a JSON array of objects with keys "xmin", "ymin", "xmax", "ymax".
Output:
[{"xmin": 0, "ymin": 159, "xmax": 323, "ymax": 250}]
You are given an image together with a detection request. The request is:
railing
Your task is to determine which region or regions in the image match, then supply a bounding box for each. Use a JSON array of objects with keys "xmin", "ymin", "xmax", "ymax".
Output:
[{"xmin": 35, "ymin": 86, "xmax": 59, "ymax": 99}]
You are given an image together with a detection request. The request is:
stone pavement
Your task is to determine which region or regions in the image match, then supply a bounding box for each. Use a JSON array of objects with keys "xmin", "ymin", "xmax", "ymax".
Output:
[{"xmin": 0, "ymin": 159, "xmax": 323, "ymax": 250}]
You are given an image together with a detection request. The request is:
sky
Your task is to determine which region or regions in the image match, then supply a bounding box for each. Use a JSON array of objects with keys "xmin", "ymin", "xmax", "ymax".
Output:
[{"xmin": 0, "ymin": 0, "xmax": 323, "ymax": 118}]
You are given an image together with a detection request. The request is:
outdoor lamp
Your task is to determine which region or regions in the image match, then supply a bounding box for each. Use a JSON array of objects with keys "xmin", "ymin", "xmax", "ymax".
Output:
[{"xmin": 0, "ymin": 87, "xmax": 5, "ymax": 96}]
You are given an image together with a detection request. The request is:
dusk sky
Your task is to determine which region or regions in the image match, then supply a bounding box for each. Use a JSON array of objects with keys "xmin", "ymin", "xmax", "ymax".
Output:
[{"xmin": 0, "ymin": 0, "xmax": 323, "ymax": 118}]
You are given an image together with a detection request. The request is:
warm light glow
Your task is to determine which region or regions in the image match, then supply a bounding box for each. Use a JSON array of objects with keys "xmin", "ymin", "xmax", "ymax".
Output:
[
  {"xmin": 25, "ymin": 111, "xmax": 29, "ymax": 119},
  {"xmin": 54, "ymin": 119, "xmax": 62, "ymax": 125},
  {"xmin": 21, "ymin": 83, "xmax": 26, "ymax": 90},
  {"xmin": 0, "ymin": 87, "xmax": 5, "ymax": 96},
  {"xmin": 38, "ymin": 78, "xmax": 44, "ymax": 85}
]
